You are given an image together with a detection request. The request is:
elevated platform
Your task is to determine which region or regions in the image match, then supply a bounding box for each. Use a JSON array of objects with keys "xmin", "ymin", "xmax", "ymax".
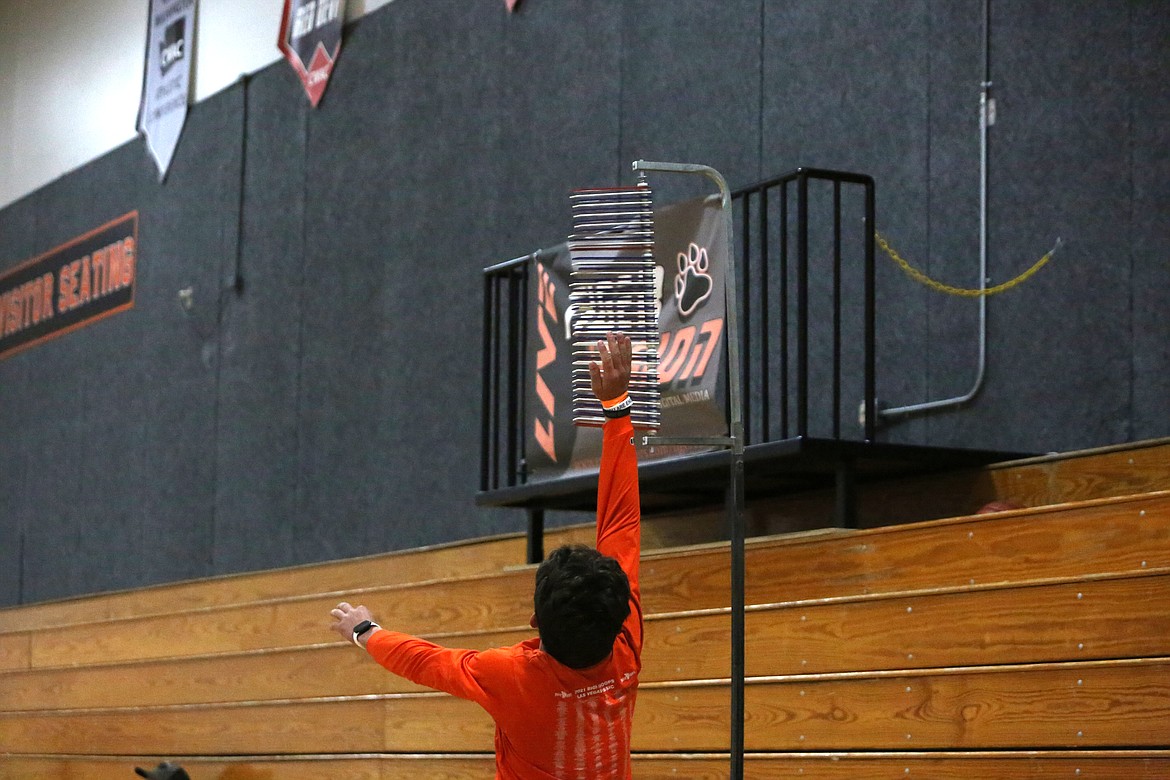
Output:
[
  {"xmin": 480, "ymin": 168, "xmax": 1033, "ymax": 538},
  {"xmin": 477, "ymin": 437, "xmax": 1030, "ymax": 522}
]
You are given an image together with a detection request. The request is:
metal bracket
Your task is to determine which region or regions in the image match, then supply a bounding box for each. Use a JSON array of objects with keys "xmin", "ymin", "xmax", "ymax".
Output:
[{"xmin": 642, "ymin": 435, "xmax": 734, "ymax": 448}]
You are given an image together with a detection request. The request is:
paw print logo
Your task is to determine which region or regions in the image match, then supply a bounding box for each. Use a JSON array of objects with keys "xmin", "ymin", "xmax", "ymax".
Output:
[{"xmin": 675, "ymin": 242, "xmax": 713, "ymax": 317}]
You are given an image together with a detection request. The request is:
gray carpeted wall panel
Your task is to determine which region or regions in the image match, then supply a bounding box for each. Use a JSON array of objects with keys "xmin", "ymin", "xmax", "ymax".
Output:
[
  {"xmin": 377, "ymin": 0, "xmax": 510, "ymax": 551},
  {"xmin": 292, "ymin": 7, "xmax": 407, "ymax": 563},
  {"xmin": 211, "ymin": 67, "xmax": 308, "ymax": 575},
  {"xmin": 0, "ymin": 207, "xmax": 37, "ymax": 604},
  {"xmin": 920, "ymin": 0, "xmax": 987, "ymax": 446},
  {"xmin": 495, "ymin": 0, "xmax": 623, "ymax": 254},
  {"xmin": 292, "ymin": 0, "xmax": 513, "ymax": 560},
  {"xmin": 939, "ymin": 1, "xmax": 1134, "ymax": 452},
  {"xmin": 7, "ymin": 140, "xmax": 159, "ymax": 602},
  {"xmin": 128, "ymin": 88, "xmax": 243, "ymax": 590},
  {"xmin": 10, "ymin": 331, "xmax": 89, "ymax": 602},
  {"xmin": 491, "ymin": 1, "xmax": 625, "ymax": 533},
  {"xmin": 619, "ymin": 1, "xmax": 762, "ymax": 200},
  {"xmin": 1131, "ymin": 2, "xmax": 1170, "ymax": 439},
  {"xmin": 761, "ymin": 1, "xmax": 933, "ymax": 443}
]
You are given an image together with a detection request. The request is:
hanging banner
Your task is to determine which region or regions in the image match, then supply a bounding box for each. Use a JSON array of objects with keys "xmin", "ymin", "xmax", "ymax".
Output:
[
  {"xmin": 278, "ymin": 0, "xmax": 347, "ymax": 107},
  {"xmin": 138, "ymin": 0, "xmax": 197, "ymax": 180},
  {"xmin": 0, "ymin": 213, "xmax": 138, "ymax": 362},
  {"xmin": 526, "ymin": 196, "xmax": 728, "ymax": 480}
]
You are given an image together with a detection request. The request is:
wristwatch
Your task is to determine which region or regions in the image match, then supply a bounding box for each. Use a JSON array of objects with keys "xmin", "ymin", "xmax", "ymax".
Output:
[{"xmin": 351, "ymin": 619, "xmax": 379, "ymax": 645}]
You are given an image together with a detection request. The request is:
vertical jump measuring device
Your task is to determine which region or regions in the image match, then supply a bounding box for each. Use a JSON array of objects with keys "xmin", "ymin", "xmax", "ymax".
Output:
[
  {"xmin": 568, "ymin": 180, "xmax": 662, "ymax": 429},
  {"xmin": 568, "ymin": 162, "xmax": 747, "ymax": 780}
]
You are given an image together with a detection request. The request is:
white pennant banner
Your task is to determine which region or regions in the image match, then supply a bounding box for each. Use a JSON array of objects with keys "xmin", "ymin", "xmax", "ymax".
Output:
[{"xmin": 138, "ymin": 0, "xmax": 197, "ymax": 181}]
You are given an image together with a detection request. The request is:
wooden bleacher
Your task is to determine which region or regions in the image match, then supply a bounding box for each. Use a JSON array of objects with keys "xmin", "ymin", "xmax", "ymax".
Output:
[{"xmin": 1, "ymin": 441, "xmax": 1169, "ymax": 777}]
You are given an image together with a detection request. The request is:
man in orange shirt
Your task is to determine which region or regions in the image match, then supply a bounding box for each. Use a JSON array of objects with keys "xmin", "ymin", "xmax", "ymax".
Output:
[{"xmin": 330, "ymin": 331, "xmax": 643, "ymax": 779}]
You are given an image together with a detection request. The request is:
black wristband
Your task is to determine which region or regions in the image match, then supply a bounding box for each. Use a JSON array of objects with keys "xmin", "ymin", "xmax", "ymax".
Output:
[
  {"xmin": 602, "ymin": 395, "xmax": 633, "ymax": 418},
  {"xmin": 352, "ymin": 619, "xmax": 379, "ymax": 645}
]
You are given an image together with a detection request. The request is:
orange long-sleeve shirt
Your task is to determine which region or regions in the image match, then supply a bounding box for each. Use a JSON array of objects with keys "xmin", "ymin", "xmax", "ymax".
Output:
[{"xmin": 366, "ymin": 415, "xmax": 642, "ymax": 779}]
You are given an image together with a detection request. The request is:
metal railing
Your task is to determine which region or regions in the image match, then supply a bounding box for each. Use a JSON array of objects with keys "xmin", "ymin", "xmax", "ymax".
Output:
[
  {"xmin": 480, "ymin": 168, "xmax": 877, "ymax": 501},
  {"xmin": 736, "ymin": 168, "xmax": 876, "ymax": 444}
]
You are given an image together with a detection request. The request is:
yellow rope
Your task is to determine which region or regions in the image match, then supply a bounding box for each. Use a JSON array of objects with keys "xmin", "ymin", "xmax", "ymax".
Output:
[{"xmin": 875, "ymin": 231, "xmax": 1061, "ymax": 297}]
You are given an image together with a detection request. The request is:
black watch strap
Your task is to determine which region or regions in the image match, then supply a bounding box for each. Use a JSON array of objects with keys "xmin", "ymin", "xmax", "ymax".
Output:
[{"xmin": 351, "ymin": 619, "xmax": 378, "ymax": 645}]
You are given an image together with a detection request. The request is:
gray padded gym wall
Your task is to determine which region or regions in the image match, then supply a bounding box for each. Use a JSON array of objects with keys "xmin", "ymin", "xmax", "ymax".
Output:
[
  {"xmin": 1131, "ymin": 3, "xmax": 1170, "ymax": 439},
  {"xmin": 0, "ymin": 85, "xmax": 243, "ymax": 604},
  {"xmin": 211, "ymin": 67, "xmax": 308, "ymax": 576},
  {"xmin": 945, "ymin": 1, "xmax": 1133, "ymax": 450},
  {"xmin": 0, "ymin": 0, "xmax": 1167, "ymax": 607}
]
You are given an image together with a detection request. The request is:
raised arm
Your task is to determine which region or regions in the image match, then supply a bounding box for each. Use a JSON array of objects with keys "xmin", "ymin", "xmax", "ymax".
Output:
[{"xmin": 590, "ymin": 333, "xmax": 642, "ymax": 647}]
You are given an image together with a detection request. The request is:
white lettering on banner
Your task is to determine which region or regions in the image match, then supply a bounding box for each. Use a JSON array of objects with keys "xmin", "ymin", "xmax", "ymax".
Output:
[
  {"xmin": 153, "ymin": 0, "xmax": 195, "ymax": 26},
  {"xmin": 315, "ymin": 0, "xmax": 341, "ymax": 27},
  {"xmin": 661, "ymin": 388, "xmax": 711, "ymax": 409},
  {"xmin": 155, "ymin": 76, "xmax": 185, "ymax": 99},
  {"xmin": 653, "ymin": 264, "xmax": 665, "ymax": 316},
  {"xmin": 294, "ymin": 0, "xmax": 341, "ymax": 39},
  {"xmin": 160, "ymin": 38, "xmax": 184, "ymax": 69},
  {"xmin": 293, "ymin": 2, "xmax": 316, "ymax": 38},
  {"xmin": 149, "ymin": 96, "xmax": 187, "ymax": 120}
]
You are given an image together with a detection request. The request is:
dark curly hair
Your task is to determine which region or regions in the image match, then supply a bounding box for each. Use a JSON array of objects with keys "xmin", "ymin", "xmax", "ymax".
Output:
[{"xmin": 533, "ymin": 544, "xmax": 631, "ymax": 669}]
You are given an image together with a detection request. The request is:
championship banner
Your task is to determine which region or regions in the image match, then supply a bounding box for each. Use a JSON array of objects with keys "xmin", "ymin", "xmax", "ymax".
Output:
[
  {"xmin": 526, "ymin": 196, "xmax": 728, "ymax": 480},
  {"xmin": 138, "ymin": 0, "xmax": 197, "ymax": 180},
  {"xmin": 0, "ymin": 213, "xmax": 138, "ymax": 362},
  {"xmin": 279, "ymin": 0, "xmax": 347, "ymax": 107}
]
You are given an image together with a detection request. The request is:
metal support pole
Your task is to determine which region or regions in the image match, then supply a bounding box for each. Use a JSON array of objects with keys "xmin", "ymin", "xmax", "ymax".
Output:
[
  {"xmin": 797, "ymin": 173, "xmax": 810, "ymax": 437},
  {"xmin": 632, "ymin": 160, "xmax": 746, "ymax": 780},
  {"xmin": 481, "ymin": 274, "xmax": 495, "ymax": 491},
  {"xmin": 526, "ymin": 508, "xmax": 544, "ymax": 565},
  {"xmin": 835, "ymin": 458, "xmax": 857, "ymax": 529}
]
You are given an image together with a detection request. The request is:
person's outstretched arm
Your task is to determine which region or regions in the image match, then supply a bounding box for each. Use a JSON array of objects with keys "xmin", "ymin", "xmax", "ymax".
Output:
[
  {"xmin": 329, "ymin": 601, "xmax": 493, "ymax": 705},
  {"xmin": 590, "ymin": 332, "xmax": 643, "ymax": 654}
]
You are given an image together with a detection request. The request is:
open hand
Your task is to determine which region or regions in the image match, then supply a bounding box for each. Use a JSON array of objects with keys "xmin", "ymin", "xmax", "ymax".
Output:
[
  {"xmin": 589, "ymin": 331, "xmax": 632, "ymax": 402},
  {"xmin": 330, "ymin": 601, "xmax": 375, "ymax": 643}
]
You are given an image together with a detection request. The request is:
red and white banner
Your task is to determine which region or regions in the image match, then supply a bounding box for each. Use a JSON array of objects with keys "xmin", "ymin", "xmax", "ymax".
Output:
[
  {"xmin": 278, "ymin": 0, "xmax": 347, "ymax": 107},
  {"xmin": 526, "ymin": 197, "xmax": 728, "ymax": 480}
]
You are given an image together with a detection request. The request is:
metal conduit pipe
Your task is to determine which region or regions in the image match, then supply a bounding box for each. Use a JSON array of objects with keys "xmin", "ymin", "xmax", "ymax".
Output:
[{"xmin": 877, "ymin": 0, "xmax": 992, "ymax": 424}]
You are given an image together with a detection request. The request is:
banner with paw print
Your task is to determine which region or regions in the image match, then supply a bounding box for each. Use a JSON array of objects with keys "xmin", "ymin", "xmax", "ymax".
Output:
[{"xmin": 526, "ymin": 196, "xmax": 728, "ymax": 479}]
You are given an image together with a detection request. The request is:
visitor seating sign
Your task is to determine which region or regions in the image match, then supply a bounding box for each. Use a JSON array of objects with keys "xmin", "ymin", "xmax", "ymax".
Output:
[{"xmin": 0, "ymin": 212, "xmax": 138, "ymax": 361}]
